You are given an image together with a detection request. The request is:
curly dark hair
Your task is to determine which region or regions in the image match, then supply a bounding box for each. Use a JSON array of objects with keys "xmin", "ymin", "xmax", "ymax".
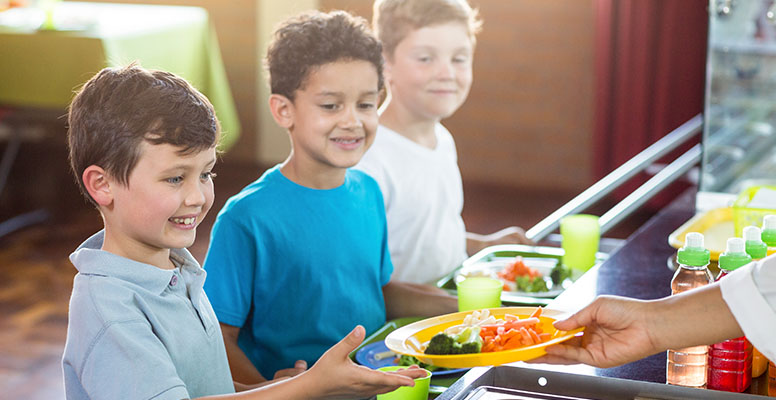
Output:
[
  {"xmin": 67, "ymin": 63, "xmax": 220, "ymax": 206},
  {"xmin": 265, "ymin": 10, "xmax": 384, "ymax": 101}
]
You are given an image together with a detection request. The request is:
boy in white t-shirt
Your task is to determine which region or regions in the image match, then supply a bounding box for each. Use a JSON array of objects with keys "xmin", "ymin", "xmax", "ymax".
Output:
[{"xmin": 355, "ymin": 0, "xmax": 531, "ymax": 284}]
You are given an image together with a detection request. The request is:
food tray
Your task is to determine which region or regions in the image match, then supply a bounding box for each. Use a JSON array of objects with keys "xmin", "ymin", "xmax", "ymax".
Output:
[
  {"xmin": 668, "ymin": 207, "xmax": 733, "ymax": 261},
  {"xmin": 733, "ymin": 185, "xmax": 776, "ymax": 236},
  {"xmin": 436, "ymin": 245, "xmax": 607, "ymax": 306}
]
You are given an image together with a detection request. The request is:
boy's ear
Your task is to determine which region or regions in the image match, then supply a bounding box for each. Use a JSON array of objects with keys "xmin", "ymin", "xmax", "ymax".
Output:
[
  {"xmin": 268, "ymin": 94, "xmax": 294, "ymax": 129},
  {"xmin": 82, "ymin": 165, "xmax": 114, "ymax": 207},
  {"xmin": 382, "ymin": 51, "xmax": 393, "ymax": 83}
]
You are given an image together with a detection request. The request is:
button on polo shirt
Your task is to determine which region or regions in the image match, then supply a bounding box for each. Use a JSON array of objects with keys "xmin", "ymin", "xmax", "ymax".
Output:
[{"xmin": 62, "ymin": 230, "xmax": 234, "ymax": 400}]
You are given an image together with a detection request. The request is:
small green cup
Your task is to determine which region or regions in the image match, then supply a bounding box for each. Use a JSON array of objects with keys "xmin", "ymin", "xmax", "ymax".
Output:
[
  {"xmin": 560, "ymin": 214, "xmax": 600, "ymax": 272},
  {"xmin": 376, "ymin": 366, "xmax": 431, "ymax": 400},
  {"xmin": 456, "ymin": 277, "xmax": 502, "ymax": 312}
]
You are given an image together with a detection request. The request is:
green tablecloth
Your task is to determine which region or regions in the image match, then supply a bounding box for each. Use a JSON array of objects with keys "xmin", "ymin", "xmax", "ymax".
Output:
[{"xmin": 0, "ymin": 2, "xmax": 240, "ymax": 150}]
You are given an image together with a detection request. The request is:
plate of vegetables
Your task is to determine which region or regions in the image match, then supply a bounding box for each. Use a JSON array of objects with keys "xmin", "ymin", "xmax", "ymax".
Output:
[
  {"xmin": 384, "ymin": 307, "xmax": 583, "ymax": 369},
  {"xmin": 455, "ymin": 256, "xmax": 573, "ymax": 298}
]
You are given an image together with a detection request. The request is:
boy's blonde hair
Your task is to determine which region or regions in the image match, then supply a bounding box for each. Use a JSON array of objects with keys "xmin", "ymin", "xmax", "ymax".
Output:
[{"xmin": 373, "ymin": 0, "xmax": 483, "ymax": 57}]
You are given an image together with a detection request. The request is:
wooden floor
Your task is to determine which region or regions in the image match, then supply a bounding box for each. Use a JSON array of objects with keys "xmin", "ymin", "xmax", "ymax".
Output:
[{"xmin": 0, "ymin": 155, "xmax": 653, "ymax": 399}]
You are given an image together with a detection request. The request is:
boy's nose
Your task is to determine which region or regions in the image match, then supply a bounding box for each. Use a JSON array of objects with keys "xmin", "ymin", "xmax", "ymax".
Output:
[
  {"xmin": 184, "ymin": 182, "xmax": 207, "ymax": 206},
  {"xmin": 436, "ymin": 61, "xmax": 456, "ymax": 79},
  {"xmin": 339, "ymin": 106, "xmax": 363, "ymax": 130}
]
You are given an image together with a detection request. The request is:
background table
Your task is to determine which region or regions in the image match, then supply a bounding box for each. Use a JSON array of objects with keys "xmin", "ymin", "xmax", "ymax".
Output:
[{"xmin": 0, "ymin": 1, "xmax": 240, "ymax": 150}]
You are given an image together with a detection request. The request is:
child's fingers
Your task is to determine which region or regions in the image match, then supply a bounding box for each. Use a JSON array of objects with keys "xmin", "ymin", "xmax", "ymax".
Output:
[
  {"xmin": 341, "ymin": 325, "xmax": 366, "ymax": 354},
  {"xmin": 394, "ymin": 366, "xmax": 428, "ymax": 380}
]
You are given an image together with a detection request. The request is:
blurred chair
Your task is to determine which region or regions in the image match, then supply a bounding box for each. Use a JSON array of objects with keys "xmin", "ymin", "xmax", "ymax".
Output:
[{"xmin": 0, "ymin": 107, "xmax": 49, "ymax": 238}]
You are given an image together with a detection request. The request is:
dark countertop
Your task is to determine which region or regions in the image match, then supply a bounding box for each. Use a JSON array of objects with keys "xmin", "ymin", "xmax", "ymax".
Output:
[{"xmin": 538, "ymin": 188, "xmax": 771, "ymax": 396}]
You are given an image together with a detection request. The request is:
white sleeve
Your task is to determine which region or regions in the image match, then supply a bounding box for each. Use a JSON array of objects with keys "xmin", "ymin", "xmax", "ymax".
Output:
[{"xmin": 720, "ymin": 254, "xmax": 776, "ymax": 362}]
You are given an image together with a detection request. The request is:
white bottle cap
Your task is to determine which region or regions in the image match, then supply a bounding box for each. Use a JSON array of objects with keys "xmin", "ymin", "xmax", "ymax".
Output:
[
  {"xmin": 685, "ymin": 232, "xmax": 704, "ymax": 249},
  {"xmin": 744, "ymin": 226, "xmax": 762, "ymax": 241},
  {"xmin": 725, "ymin": 237, "xmax": 745, "ymax": 253},
  {"xmin": 764, "ymin": 215, "xmax": 776, "ymax": 231}
]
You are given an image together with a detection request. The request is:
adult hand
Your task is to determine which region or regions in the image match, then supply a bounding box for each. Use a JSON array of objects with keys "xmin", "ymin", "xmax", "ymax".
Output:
[
  {"xmin": 309, "ymin": 325, "xmax": 426, "ymax": 399},
  {"xmin": 534, "ymin": 296, "xmax": 661, "ymax": 368}
]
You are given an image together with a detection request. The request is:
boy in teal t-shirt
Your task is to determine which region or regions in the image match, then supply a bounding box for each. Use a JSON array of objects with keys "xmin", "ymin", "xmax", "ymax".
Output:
[{"xmin": 203, "ymin": 11, "xmax": 458, "ymax": 384}]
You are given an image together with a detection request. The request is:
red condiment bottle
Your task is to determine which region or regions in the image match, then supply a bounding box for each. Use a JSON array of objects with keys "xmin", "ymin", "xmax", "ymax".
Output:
[{"xmin": 707, "ymin": 238, "xmax": 753, "ymax": 393}]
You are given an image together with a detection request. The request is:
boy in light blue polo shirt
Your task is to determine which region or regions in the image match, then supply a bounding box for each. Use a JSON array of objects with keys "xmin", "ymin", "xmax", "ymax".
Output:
[
  {"xmin": 62, "ymin": 64, "xmax": 423, "ymax": 400},
  {"xmin": 203, "ymin": 10, "xmax": 458, "ymax": 384}
]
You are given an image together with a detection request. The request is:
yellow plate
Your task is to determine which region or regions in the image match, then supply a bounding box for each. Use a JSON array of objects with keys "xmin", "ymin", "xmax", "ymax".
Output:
[
  {"xmin": 668, "ymin": 207, "xmax": 733, "ymax": 261},
  {"xmin": 384, "ymin": 307, "xmax": 583, "ymax": 369}
]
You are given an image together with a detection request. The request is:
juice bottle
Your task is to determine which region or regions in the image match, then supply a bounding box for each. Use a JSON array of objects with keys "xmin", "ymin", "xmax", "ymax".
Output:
[
  {"xmin": 763, "ymin": 215, "xmax": 776, "ymax": 256},
  {"xmin": 666, "ymin": 232, "xmax": 714, "ymax": 388},
  {"xmin": 743, "ymin": 226, "xmax": 768, "ymax": 378},
  {"xmin": 707, "ymin": 238, "xmax": 753, "ymax": 392}
]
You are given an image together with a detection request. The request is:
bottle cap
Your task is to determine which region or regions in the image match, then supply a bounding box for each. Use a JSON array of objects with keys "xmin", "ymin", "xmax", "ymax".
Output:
[
  {"xmin": 744, "ymin": 226, "xmax": 768, "ymax": 259},
  {"xmin": 719, "ymin": 237, "xmax": 753, "ymax": 271},
  {"xmin": 763, "ymin": 215, "xmax": 776, "ymax": 231},
  {"xmin": 677, "ymin": 232, "xmax": 710, "ymax": 266},
  {"xmin": 763, "ymin": 215, "xmax": 776, "ymax": 246}
]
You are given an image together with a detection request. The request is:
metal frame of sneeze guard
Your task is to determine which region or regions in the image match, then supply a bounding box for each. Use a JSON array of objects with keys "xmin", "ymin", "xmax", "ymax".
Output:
[{"xmin": 525, "ymin": 114, "xmax": 703, "ymax": 243}]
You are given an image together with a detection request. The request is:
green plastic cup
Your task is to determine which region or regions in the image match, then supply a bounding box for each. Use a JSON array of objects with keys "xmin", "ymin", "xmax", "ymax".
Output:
[
  {"xmin": 456, "ymin": 277, "xmax": 502, "ymax": 312},
  {"xmin": 376, "ymin": 366, "xmax": 431, "ymax": 400},
  {"xmin": 560, "ymin": 214, "xmax": 600, "ymax": 272}
]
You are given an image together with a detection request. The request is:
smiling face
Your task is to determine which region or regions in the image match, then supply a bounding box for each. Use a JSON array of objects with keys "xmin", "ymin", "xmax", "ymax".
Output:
[
  {"xmin": 101, "ymin": 142, "xmax": 216, "ymax": 267},
  {"xmin": 276, "ymin": 59, "xmax": 380, "ymax": 187},
  {"xmin": 385, "ymin": 22, "xmax": 474, "ymax": 122}
]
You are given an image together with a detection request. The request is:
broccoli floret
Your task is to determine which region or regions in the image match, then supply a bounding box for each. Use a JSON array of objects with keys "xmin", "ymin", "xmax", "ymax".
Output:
[
  {"xmin": 425, "ymin": 332, "xmax": 456, "ymax": 355},
  {"xmin": 424, "ymin": 326, "xmax": 483, "ymax": 355},
  {"xmin": 456, "ymin": 326, "xmax": 483, "ymax": 354},
  {"xmin": 397, "ymin": 354, "xmax": 440, "ymax": 371},
  {"xmin": 515, "ymin": 275, "xmax": 549, "ymax": 292},
  {"xmin": 550, "ymin": 264, "xmax": 573, "ymax": 285}
]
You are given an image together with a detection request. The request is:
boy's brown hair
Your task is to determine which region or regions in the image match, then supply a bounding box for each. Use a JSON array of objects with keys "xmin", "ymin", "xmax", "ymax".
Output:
[
  {"xmin": 67, "ymin": 63, "xmax": 220, "ymax": 206},
  {"xmin": 265, "ymin": 10, "xmax": 384, "ymax": 101},
  {"xmin": 373, "ymin": 0, "xmax": 483, "ymax": 58}
]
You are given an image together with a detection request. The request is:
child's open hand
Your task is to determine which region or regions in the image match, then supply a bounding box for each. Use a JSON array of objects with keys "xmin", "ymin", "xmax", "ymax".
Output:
[
  {"xmin": 529, "ymin": 296, "xmax": 661, "ymax": 368},
  {"xmin": 306, "ymin": 325, "xmax": 425, "ymax": 399}
]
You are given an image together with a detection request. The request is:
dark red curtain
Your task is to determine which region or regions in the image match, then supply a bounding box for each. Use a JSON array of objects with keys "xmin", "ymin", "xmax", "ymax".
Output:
[{"xmin": 593, "ymin": 0, "xmax": 708, "ymax": 195}]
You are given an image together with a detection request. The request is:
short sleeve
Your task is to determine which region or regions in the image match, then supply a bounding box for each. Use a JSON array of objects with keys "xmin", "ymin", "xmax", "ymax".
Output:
[
  {"xmin": 719, "ymin": 256, "xmax": 776, "ymax": 362},
  {"xmin": 203, "ymin": 213, "xmax": 257, "ymax": 327},
  {"xmin": 80, "ymin": 321, "xmax": 190, "ymax": 400}
]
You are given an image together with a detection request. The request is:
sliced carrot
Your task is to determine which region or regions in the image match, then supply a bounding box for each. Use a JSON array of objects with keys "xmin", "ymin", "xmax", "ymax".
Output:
[
  {"xmin": 528, "ymin": 306, "xmax": 543, "ymax": 319},
  {"xmin": 528, "ymin": 328, "xmax": 541, "ymax": 344}
]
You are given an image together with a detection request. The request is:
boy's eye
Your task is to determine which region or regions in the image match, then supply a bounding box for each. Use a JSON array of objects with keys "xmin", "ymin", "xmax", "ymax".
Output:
[
  {"xmin": 358, "ymin": 102, "xmax": 375, "ymax": 110},
  {"xmin": 320, "ymin": 104, "xmax": 340, "ymax": 111},
  {"xmin": 166, "ymin": 176, "xmax": 183, "ymax": 184},
  {"xmin": 201, "ymin": 171, "xmax": 217, "ymax": 181},
  {"xmin": 453, "ymin": 56, "xmax": 469, "ymax": 64},
  {"xmin": 417, "ymin": 56, "xmax": 432, "ymax": 63}
]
